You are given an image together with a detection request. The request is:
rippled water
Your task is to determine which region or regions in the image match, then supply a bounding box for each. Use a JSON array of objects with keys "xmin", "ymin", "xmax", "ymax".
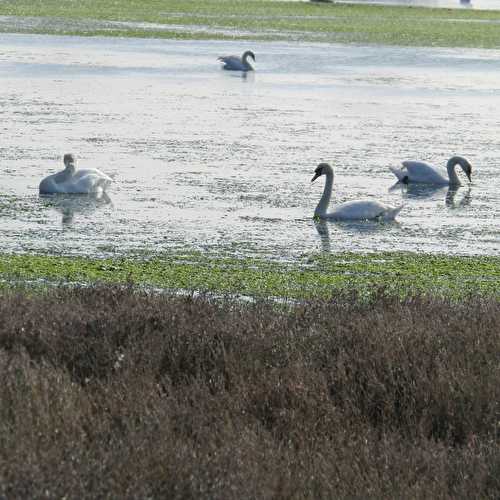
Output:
[{"xmin": 0, "ymin": 33, "xmax": 499, "ymax": 259}]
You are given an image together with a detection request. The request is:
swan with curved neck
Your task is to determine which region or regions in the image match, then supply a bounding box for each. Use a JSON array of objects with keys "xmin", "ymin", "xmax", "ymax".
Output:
[
  {"xmin": 389, "ymin": 156, "xmax": 472, "ymax": 186},
  {"xmin": 39, "ymin": 153, "xmax": 112, "ymax": 195},
  {"xmin": 218, "ymin": 50, "xmax": 255, "ymax": 71},
  {"xmin": 312, "ymin": 163, "xmax": 403, "ymax": 221}
]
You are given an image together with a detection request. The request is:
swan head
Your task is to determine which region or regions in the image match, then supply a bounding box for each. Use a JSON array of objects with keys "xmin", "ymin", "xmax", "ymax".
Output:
[
  {"xmin": 311, "ymin": 163, "xmax": 333, "ymax": 182},
  {"xmin": 461, "ymin": 160, "xmax": 472, "ymax": 182},
  {"xmin": 243, "ymin": 50, "xmax": 256, "ymax": 62},
  {"xmin": 63, "ymin": 153, "xmax": 76, "ymax": 174},
  {"xmin": 448, "ymin": 156, "xmax": 472, "ymax": 182}
]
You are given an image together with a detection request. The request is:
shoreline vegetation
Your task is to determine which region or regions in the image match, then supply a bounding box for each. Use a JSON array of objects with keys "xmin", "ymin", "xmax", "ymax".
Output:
[
  {"xmin": 0, "ymin": 0, "xmax": 500, "ymax": 48},
  {"xmin": 0, "ymin": 285, "xmax": 498, "ymax": 497},
  {"xmin": 1, "ymin": 252, "xmax": 499, "ymax": 299}
]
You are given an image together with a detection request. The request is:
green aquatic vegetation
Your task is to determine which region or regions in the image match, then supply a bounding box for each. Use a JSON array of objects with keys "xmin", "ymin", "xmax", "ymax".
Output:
[
  {"xmin": 1, "ymin": 0, "xmax": 500, "ymax": 48},
  {"xmin": 0, "ymin": 252, "xmax": 498, "ymax": 299}
]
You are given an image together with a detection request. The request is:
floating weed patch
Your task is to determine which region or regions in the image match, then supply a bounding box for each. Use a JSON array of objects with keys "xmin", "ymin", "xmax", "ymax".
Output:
[
  {"xmin": 0, "ymin": 252, "xmax": 498, "ymax": 300},
  {"xmin": 1, "ymin": 0, "xmax": 500, "ymax": 47}
]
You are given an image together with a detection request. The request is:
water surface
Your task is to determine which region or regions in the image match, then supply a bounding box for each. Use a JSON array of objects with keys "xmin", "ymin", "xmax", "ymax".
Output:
[{"xmin": 0, "ymin": 34, "xmax": 498, "ymax": 259}]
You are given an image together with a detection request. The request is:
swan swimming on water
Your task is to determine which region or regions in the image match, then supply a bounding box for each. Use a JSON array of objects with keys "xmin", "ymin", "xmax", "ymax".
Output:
[
  {"xmin": 389, "ymin": 156, "xmax": 472, "ymax": 186},
  {"xmin": 311, "ymin": 163, "xmax": 403, "ymax": 221},
  {"xmin": 39, "ymin": 154, "xmax": 112, "ymax": 195},
  {"xmin": 218, "ymin": 51, "xmax": 255, "ymax": 71}
]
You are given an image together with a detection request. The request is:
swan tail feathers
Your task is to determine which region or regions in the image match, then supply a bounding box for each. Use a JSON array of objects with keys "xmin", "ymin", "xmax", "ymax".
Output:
[
  {"xmin": 382, "ymin": 204, "xmax": 404, "ymax": 221},
  {"xmin": 388, "ymin": 166, "xmax": 407, "ymax": 182},
  {"xmin": 95, "ymin": 177, "xmax": 112, "ymax": 192}
]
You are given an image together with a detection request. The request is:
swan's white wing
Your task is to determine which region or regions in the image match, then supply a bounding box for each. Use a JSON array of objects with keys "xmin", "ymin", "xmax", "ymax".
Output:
[
  {"xmin": 218, "ymin": 55, "xmax": 245, "ymax": 71},
  {"xmin": 389, "ymin": 165, "xmax": 407, "ymax": 182},
  {"xmin": 402, "ymin": 160, "xmax": 448, "ymax": 184},
  {"xmin": 327, "ymin": 200, "xmax": 401, "ymax": 221},
  {"xmin": 76, "ymin": 174, "xmax": 111, "ymax": 193},
  {"xmin": 40, "ymin": 170, "xmax": 70, "ymax": 194},
  {"xmin": 66, "ymin": 169, "xmax": 112, "ymax": 193},
  {"xmin": 40, "ymin": 178, "xmax": 85, "ymax": 194},
  {"xmin": 73, "ymin": 168, "xmax": 111, "ymax": 181},
  {"xmin": 39, "ymin": 174, "xmax": 57, "ymax": 194}
]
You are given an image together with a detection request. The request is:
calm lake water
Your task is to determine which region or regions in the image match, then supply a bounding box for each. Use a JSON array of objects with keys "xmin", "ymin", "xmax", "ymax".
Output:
[{"xmin": 0, "ymin": 33, "xmax": 499, "ymax": 259}]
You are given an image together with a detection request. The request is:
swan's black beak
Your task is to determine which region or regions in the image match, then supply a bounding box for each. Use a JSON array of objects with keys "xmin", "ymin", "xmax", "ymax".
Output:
[
  {"xmin": 311, "ymin": 172, "xmax": 320, "ymax": 183},
  {"xmin": 466, "ymin": 168, "xmax": 472, "ymax": 182}
]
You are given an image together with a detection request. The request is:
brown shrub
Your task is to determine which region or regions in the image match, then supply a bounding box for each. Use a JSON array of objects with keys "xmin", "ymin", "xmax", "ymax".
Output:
[{"xmin": 0, "ymin": 286, "xmax": 498, "ymax": 499}]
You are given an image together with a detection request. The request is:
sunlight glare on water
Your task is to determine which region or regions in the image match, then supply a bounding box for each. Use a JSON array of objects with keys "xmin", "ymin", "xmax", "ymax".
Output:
[{"xmin": 0, "ymin": 34, "xmax": 499, "ymax": 259}]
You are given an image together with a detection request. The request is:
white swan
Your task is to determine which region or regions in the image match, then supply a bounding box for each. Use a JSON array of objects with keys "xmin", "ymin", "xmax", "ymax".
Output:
[
  {"xmin": 39, "ymin": 154, "xmax": 112, "ymax": 194},
  {"xmin": 218, "ymin": 50, "xmax": 255, "ymax": 71},
  {"xmin": 389, "ymin": 156, "xmax": 472, "ymax": 186},
  {"xmin": 312, "ymin": 163, "xmax": 403, "ymax": 221}
]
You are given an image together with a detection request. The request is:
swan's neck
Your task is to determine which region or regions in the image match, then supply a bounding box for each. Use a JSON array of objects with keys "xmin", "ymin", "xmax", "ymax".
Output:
[
  {"xmin": 242, "ymin": 52, "xmax": 253, "ymax": 69},
  {"xmin": 446, "ymin": 158, "xmax": 461, "ymax": 186},
  {"xmin": 55, "ymin": 164, "xmax": 75, "ymax": 183},
  {"xmin": 315, "ymin": 171, "xmax": 333, "ymax": 217}
]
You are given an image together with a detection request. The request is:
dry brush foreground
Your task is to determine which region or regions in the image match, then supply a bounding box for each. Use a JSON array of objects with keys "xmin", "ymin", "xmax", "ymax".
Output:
[{"xmin": 0, "ymin": 286, "xmax": 499, "ymax": 499}]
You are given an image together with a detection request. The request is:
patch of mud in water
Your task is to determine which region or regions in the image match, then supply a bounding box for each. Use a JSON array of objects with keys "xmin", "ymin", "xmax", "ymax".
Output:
[{"xmin": 0, "ymin": 34, "xmax": 499, "ymax": 260}]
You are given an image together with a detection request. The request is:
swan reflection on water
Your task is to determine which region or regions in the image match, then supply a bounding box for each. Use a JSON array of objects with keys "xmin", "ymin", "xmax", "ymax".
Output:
[
  {"xmin": 222, "ymin": 68, "xmax": 255, "ymax": 82},
  {"xmin": 313, "ymin": 215, "xmax": 395, "ymax": 253},
  {"xmin": 314, "ymin": 218, "xmax": 332, "ymax": 253},
  {"xmin": 39, "ymin": 191, "xmax": 112, "ymax": 225},
  {"xmin": 389, "ymin": 182, "xmax": 472, "ymax": 207},
  {"xmin": 445, "ymin": 186, "xmax": 472, "ymax": 208}
]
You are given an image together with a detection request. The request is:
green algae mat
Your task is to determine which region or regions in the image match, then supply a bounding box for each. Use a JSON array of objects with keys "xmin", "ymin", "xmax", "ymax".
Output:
[
  {"xmin": 1, "ymin": 0, "xmax": 500, "ymax": 48},
  {"xmin": 1, "ymin": 252, "xmax": 498, "ymax": 299}
]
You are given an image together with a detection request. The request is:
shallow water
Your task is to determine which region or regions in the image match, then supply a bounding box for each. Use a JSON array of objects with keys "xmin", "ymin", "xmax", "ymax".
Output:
[{"xmin": 0, "ymin": 33, "xmax": 499, "ymax": 259}]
